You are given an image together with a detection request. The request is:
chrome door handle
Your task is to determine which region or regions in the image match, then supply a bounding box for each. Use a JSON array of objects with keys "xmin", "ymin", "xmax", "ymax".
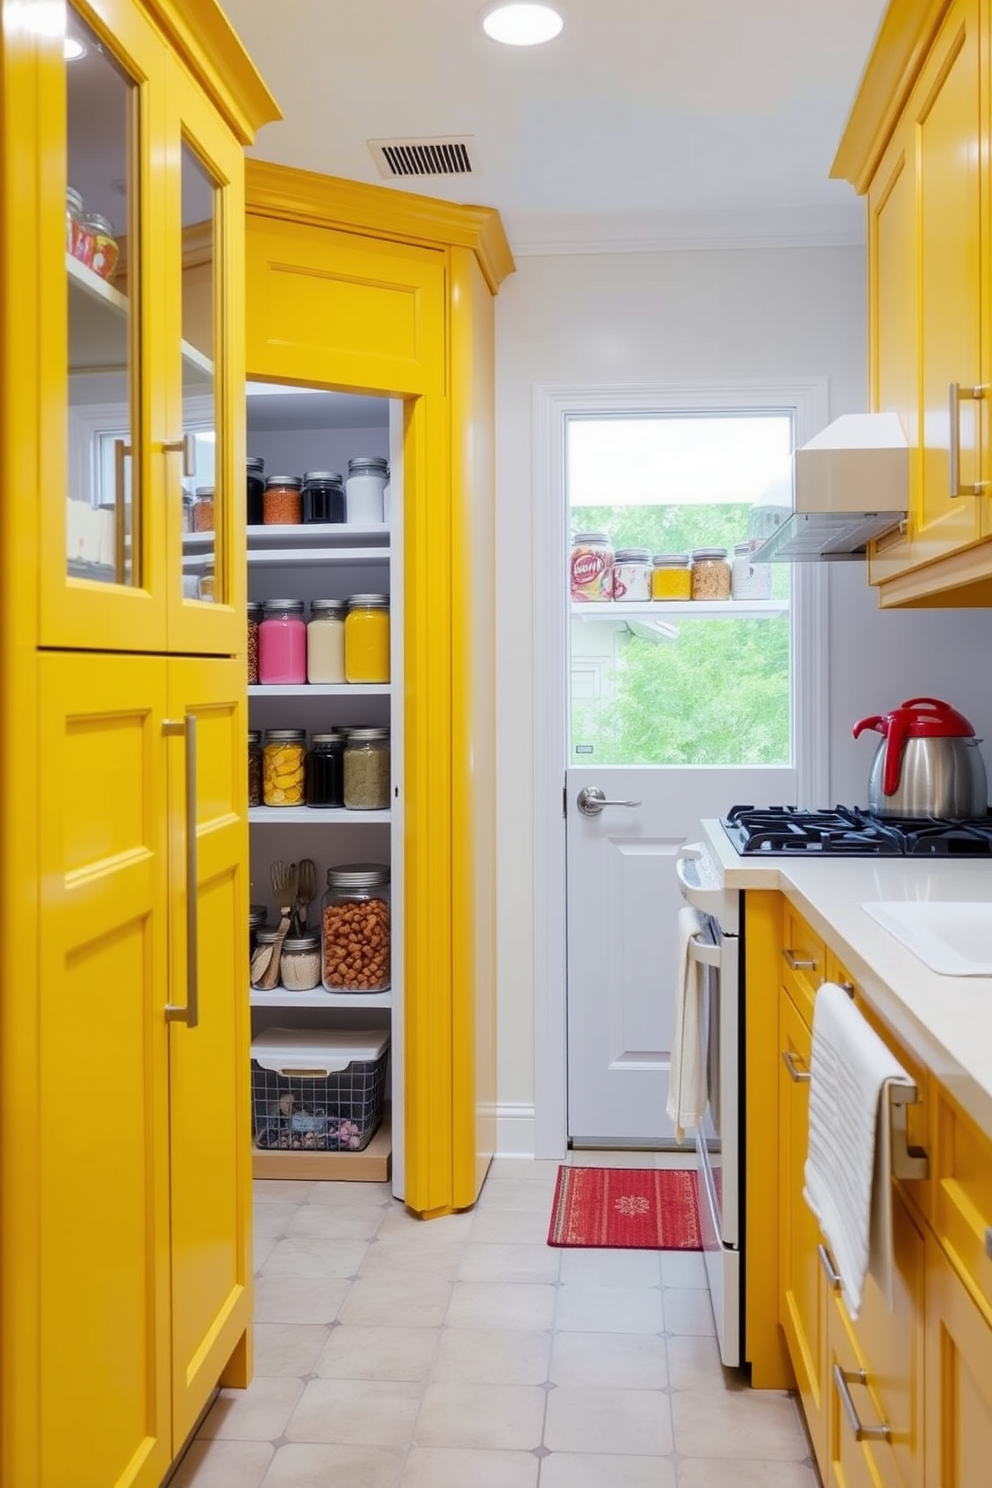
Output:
[
  {"xmin": 576, "ymin": 787, "xmax": 642, "ymax": 817},
  {"xmin": 818, "ymin": 1243, "xmax": 841, "ymax": 1291},
  {"xmin": 832, "ymin": 1364, "xmax": 891, "ymax": 1443},
  {"xmin": 948, "ymin": 382, "xmax": 988, "ymax": 498},
  {"xmin": 163, "ymin": 433, "xmax": 197, "ymax": 478},
  {"xmin": 781, "ymin": 1050, "xmax": 811, "ymax": 1083},
  {"xmin": 163, "ymin": 714, "xmax": 199, "ymax": 1027},
  {"xmin": 783, "ymin": 948, "xmax": 817, "ymax": 971}
]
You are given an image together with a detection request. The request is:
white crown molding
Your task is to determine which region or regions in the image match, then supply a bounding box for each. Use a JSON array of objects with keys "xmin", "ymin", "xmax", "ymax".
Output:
[{"xmin": 506, "ymin": 203, "xmax": 867, "ymax": 257}]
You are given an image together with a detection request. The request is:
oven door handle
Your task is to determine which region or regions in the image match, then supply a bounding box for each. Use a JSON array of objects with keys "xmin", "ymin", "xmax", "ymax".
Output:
[{"xmin": 687, "ymin": 933, "xmax": 722, "ymax": 968}]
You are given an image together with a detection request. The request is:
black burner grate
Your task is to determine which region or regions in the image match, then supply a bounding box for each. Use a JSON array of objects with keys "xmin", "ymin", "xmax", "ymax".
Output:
[{"xmin": 721, "ymin": 804, "xmax": 992, "ymax": 857}]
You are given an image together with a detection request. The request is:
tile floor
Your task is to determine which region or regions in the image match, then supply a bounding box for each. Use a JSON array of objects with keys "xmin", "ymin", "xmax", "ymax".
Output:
[{"xmin": 170, "ymin": 1154, "xmax": 822, "ymax": 1488}]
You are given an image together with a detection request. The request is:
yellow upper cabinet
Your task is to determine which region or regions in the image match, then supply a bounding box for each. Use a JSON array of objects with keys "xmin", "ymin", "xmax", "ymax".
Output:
[
  {"xmin": 834, "ymin": 0, "xmax": 992, "ymax": 606},
  {"xmin": 32, "ymin": 0, "xmax": 278, "ymax": 654}
]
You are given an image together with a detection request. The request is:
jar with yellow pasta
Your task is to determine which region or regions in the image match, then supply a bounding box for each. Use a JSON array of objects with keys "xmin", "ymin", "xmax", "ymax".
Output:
[
  {"xmin": 345, "ymin": 594, "xmax": 390, "ymax": 683},
  {"xmin": 263, "ymin": 729, "xmax": 307, "ymax": 807}
]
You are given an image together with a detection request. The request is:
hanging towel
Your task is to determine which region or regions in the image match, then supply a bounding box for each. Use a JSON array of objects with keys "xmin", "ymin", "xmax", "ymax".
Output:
[
  {"xmin": 666, "ymin": 905, "xmax": 708, "ymax": 1144},
  {"xmin": 803, "ymin": 981, "xmax": 912, "ymax": 1320}
]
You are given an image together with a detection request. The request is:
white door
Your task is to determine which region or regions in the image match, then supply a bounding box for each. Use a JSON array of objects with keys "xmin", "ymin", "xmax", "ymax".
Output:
[{"xmin": 565, "ymin": 411, "xmax": 800, "ymax": 1145}]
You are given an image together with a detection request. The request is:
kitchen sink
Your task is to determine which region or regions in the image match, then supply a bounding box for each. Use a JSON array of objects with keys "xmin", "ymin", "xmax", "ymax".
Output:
[{"xmin": 862, "ymin": 901, "xmax": 992, "ymax": 976}]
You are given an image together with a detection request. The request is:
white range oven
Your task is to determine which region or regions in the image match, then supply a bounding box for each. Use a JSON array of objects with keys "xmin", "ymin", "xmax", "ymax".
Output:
[{"xmin": 675, "ymin": 839, "xmax": 743, "ymax": 1367}]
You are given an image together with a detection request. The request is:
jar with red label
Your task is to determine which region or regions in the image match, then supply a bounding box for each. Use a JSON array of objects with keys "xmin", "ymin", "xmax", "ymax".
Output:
[
  {"xmin": 570, "ymin": 533, "xmax": 614, "ymax": 602},
  {"xmin": 83, "ymin": 213, "xmax": 119, "ymax": 280}
]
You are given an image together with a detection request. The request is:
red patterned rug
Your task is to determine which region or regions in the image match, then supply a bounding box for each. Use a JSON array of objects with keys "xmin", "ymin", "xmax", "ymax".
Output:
[{"xmin": 547, "ymin": 1165, "xmax": 703, "ymax": 1250}]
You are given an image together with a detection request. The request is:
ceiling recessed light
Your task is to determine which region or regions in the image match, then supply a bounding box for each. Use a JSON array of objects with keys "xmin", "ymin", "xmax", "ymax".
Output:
[
  {"xmin": 482, "ymin": 3, "xmax": 564, "ymax": 47},
  {"xmin": 63, "ymin": 36, "xmax": 87, "ymax": 60}
]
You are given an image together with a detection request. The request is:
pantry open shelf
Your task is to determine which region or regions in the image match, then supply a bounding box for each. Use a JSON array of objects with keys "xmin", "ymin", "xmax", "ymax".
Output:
[
  {"xmin": 246, "ymin": 522, "xmax": 389, "ymax": 549},
  {"xmin": 571, "ymin": 599, "xmax": 789, "ymax": 620},
  {"xmin": 248, "ymin": 807, "xmax": 392, "ymax": 824},
  {"xmin": 248, "ymin": 683, "xmax": 391, "ymax": 697},
  {"xmin": 68, "ymin": 255, "xmax": 213, "ymax": 383},
  {"xmin": 247, "ymin": 546, "xmax": 389, "ymax": 568},
  {"xmin": 249, "ymin": 987, "xmax": 393, "ymax": 1009},
  {"xmin": 251, "ymin": 1110, "xmax": 392, "ymax": 1183}
]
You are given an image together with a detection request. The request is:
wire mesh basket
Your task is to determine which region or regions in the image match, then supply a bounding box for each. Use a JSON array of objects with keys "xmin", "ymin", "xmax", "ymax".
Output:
[{"xmin": 251, "ymin": 1028, "xmax": 389, "ymax": 1152}]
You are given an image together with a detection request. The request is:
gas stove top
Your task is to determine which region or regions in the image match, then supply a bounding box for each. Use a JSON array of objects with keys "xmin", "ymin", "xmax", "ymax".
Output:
[{"xmin": 721, "ymin": 804, "xmax": 992, "ymax": 857}]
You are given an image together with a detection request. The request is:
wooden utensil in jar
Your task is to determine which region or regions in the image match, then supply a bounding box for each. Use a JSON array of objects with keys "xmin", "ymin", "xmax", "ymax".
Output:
[{"xmin": 256, "ymin": 859, "xmax": 298, "ymax": 990}]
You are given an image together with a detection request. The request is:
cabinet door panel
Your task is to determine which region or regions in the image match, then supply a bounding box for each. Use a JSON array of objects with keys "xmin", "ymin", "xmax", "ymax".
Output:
[
  {"xmin": 167, "ymin": 658, "xmax": 252, "ymax": 1444},
  {"xmin": 926, "ymin": 1233, "xmax": 992, "ymax": 1488},
  {"xmin": 37, "ymin": 654, "xmax": 171, "ymax": 1488}
]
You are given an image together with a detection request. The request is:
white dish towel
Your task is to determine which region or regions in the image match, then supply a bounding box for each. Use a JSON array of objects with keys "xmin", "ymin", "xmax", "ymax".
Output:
[
  {"xmin": 666, "ymin": 905, "xmax": 708, "ymax": 1144},
  {"xmin": 803, "ymin": 981, "xmax": 913, "ymax": 1320}
]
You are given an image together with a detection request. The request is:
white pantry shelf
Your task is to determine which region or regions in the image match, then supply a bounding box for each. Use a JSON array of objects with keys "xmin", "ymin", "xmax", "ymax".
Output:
[
  {"xmin": 249, "ymin": 986, "xmax": 393, "ymax": 1009},
  {"xmin": 248, "ymin": 684, "xmax": 391, "ymax": 698},
  {"xmin": 247, "ymin": 523, "xmax": 389, "ymax": 549},
  {"xmin": 248, "ymin": 806, "xmax": 391, "ymax": 825},
  {"xmin": 248, "ymin": 546, "xmax": 389, "ymax": 568}
]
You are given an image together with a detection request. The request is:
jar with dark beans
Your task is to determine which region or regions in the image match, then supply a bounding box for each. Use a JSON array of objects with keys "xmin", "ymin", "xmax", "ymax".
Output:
[
  {"xmin": 247, "ymin": 456, "xmax": 265, "ymax": 526},
  {"xmin": 247, "ymin": 602, "xmax": 262, "ymax": 685}
]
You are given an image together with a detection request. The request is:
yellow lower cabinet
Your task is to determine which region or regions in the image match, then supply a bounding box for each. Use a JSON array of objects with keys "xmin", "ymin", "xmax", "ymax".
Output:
[
  {"xmin": 38, "ymin": 654, "xmax": 172, "ymax": 1488},
  {"xmin": 925, "ymin": 1231, "xmax": 992, "ymax": 1487},
  {"xmin": 823, "ymin": 1184, "xmax": 924, "ymax": 1488},
  {"xmin": 778, "ymin": 987, "xmax": 827, "ymax": 1465}
]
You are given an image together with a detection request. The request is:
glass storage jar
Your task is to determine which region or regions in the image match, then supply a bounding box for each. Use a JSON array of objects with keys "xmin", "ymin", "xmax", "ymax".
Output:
[
  {"xmin": 263, "ymin": 475, "xmax": 303, "ymax": 525},
  {"xmin": 306, "ymin": 731, "xmax": 345, "ymax": 808},
  {"xmin": 247, "ymin": 729, "xmax": 263, "ymax": 807},
  {"xmin": 181, "ymin": 493, "xmax": 195, "ymax": 534},
  {"xmin": 651, "ymin": 554, "xmax": 692, "ymax": 600},
  {"xmin": 344, "ymin": 595, "xmax": 390, "ymax": 683},
  {"xmin": 280, "ymin": 934, "xmax": 322, "ymax": 991},
  {"xmin": 612, "ymin": 547, "xmax": 652, "ymax": 602},
  {"xmin": 197, "ymin": 565, "xmax": 215, "ymax": 602},
  {"xmin": 247, "ymin": 601, "xmax": 262, "ymax": 685},
  {"xmin": 247, "ymin": 456, "xmax": 265, "ymax": 526},
  {"xmin": 321, "ymin": 863, "xmax": 391, "ymax": 992},
  {"xmin": 263, "ymin": 729, "xmax": 307, "ymax": 807},
  {"xmin": 248, "ymin": 904, "xmax": 267, "ymax": 959},
  {"xmin": 570, "ymin": 532, "xmax": 614, "ymax": 602},
  {"xmin": 250, "ymin": 927, "xmax": 281, "ymax": 989},
  {"xmin": 690, "ymin": 547, "xmax": 731, "ymax": 601},
  {"xmin": 83, "ymin": 212, "xmax": 119, "ymax": 279},
  {"xmin": 258, "ymin": 599, "xmax": 307, "ymax": 685},
  {"xmin": 193, "ymin": 486, "xmax": 215, "ymax": 532},
  {"xmin": 343, "ymin": 727, "xmax": 390, "ymax": 810},
  {"xmin": 307, "ymin": 598, "xmax": 347, "ymax": 683},
  {"xmin": 731, "ymin": 541, "xmax": 772, "ymax": 600},
  {"xmin": 302, "ymin": 471, "xmax": 345, "ymax": 525},
  {"xmin": 66, "ymin": 186, "xmax": 83, "ymax": 253},
  {"xmin": 345, "ymin": 456, "xmax": 388, "ymax": 523}
]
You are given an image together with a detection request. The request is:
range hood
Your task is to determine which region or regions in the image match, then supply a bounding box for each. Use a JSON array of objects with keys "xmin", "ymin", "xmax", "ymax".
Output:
[{"xmin": 755, "ymin": 412, "xmax": 908, "ymax": 561}]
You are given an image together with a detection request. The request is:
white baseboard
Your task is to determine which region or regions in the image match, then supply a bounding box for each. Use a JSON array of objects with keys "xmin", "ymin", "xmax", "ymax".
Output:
[{"xmin": 495, "ymin": 1103, "xmax": 541, "ymax": 1159}]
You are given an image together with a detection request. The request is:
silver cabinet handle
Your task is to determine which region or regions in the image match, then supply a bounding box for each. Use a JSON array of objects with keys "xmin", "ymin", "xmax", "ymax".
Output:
[
  {"xmin": 818, "ymin": 1243, "xmax": 841, "ymax": 1291},
  {"xmin": 163, "ymin": 714, "xmax": 199, "ymax": 1028},
  {"xmin": 782, "ymin": 1050, "xmax": 811, "ymax": 1083},
  {"xmin": 949, "ymin": 382, "xmax": 988, "ymax": 498},
  {"xmin": 832, "ymin": 1364, "xmax": 891, "ymax": 1443},
  {"xmin": 986, "ymin": 1228, "xmax": 992, "ymax": 1262},
  {"xmin": 783, "ymin": 948, "xmax": 817, "ymax": 971},
  {"xmin": 163, "ymin": 432, "xmax": 197, "ymax": 478},
  {"xmin": 576, "ymin": 786, "xmax": 642, "ymax": 817}
]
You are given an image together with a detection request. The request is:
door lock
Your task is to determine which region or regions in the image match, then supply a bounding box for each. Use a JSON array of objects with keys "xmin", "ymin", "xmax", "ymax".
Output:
[{"xmin": 576, "ymin": 786, "xmax": 642, "ymax": 817}]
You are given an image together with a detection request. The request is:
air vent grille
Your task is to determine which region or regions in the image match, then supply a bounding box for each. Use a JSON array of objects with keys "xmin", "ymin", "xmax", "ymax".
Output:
[{"xmin": 368, "ymin": 136, "xmax": 476, "ymax": 179}]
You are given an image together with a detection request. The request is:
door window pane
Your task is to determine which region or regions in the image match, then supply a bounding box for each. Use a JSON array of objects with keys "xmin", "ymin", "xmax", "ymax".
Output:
[
  {"xmin": 180, "ymin": 142, "xmax": 220, "ymax": 604},
  {"xmin": 567, "ymin": 414, "xmax": 794, "ymax": 767},
  {"xmin": 66, "ymin": 4, "xmax": 138, "ymax": 585}
]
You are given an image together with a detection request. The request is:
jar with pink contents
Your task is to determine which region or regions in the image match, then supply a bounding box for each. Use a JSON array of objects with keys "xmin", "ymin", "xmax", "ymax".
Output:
[{"xmin": 258, "ymin": 599, "xmax": 307, "ymax": 684}]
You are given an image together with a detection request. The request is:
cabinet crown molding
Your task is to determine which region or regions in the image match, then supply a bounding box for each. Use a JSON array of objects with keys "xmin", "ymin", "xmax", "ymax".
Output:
[
  {"xmin": 144, "ymin": 0, "xmax": 281, "ymax": 143},
  {"xmin": 832, "ymin": 0, "xmax": 954, "ymax": 193},
  {"xmin": 245, "ymin": 160, "xmax": 515, "ymax": 295}
]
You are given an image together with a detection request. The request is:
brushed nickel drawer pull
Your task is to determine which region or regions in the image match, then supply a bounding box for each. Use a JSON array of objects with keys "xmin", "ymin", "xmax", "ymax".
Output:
[
  {"xmin": 833, "ymin": 1364, "xmax": 891, "ymax": 1443},
  {"xmin": 781, "ymin": 1050, "xmax": 811, "ymax": 1083},
  {"xmin": 949, "ymin": 382, "xmax": 989, "ymax": 498},
  {"xmin": 163, "ymin": 714, "xmax": 199, "ymax": 1028},
  {"xmin": 784, "ymin": 948, "xmax": 817, "ymax": 971},
  {"xmin": 986, "ymin": 1228, "xmax": 992, "ymax": 1262},
  {"xmin": 889, "ymin": 1083, "xmax": 929, "ymax": 1181},
  {"xmin": 818, "ymin": 1243, "xmax": 841, "ymax": 1291}
]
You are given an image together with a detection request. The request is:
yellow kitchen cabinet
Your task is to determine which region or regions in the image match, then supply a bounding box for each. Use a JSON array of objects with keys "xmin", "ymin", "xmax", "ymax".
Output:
[
  {"xmin": 925, "ymin": 1231, "xmax": 992, "ymax": 1487},
  {"xmin": 834, "ymin": 0, "xmax": 992, "ymax": 606},
  {"xmin": 244, "ymin": 164, "xmax": 514, "ymax": 1216},
  {"xmin": 0, "ymin": 3, "xmax": 278, "ymax": 1485}
]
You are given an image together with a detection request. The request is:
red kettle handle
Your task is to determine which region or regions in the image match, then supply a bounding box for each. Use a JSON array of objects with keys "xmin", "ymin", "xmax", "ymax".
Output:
[
  {"xmin": 852, "ymin": 714, "xmax": 885, "ymax": 740},
  {"xmin": 881, "ymin": 711, "xmax": 909, "ymax": 796}
]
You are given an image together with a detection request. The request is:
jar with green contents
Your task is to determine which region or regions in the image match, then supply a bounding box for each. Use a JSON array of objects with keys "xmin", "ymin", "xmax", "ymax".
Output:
[
  {"xmin": 651, "ymin": 553, "xmax": 692, "ymax": 601},
  {"xmin": 343, "ymin": 727, "xmax": 390, "ymax": 810}
]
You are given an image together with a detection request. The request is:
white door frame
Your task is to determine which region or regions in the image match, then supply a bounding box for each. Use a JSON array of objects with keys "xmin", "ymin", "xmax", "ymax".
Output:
[{"xmin": 531, "ymin": 377, "xmax": 830, "ymax": 1158}]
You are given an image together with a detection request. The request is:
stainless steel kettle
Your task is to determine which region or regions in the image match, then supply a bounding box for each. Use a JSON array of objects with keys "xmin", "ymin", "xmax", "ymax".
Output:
[{"xmin": 853, "ymin": 696, "xmax": 988, "ymax": 818}]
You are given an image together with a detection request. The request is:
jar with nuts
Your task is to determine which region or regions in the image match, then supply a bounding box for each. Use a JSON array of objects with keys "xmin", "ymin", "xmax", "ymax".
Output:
[{"xmin": 321, "ymin": 863, "xmax": 390, "ymax": 993}]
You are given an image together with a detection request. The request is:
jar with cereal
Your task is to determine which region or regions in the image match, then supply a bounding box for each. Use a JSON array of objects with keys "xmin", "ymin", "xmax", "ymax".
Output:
[
  {"xmin": 321, "ymin": 863, "xmax": 390, "ymax": 993},
  {"xmin": 263, "ymin": 729, "xmax": 307, "ymax": 807},
  {"xmin": 690, "ymin": 547, "xmax": 731, "ymax": 601}
]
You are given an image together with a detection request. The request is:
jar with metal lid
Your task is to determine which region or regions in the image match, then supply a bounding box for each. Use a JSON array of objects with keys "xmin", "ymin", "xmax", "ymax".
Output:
[
  {"xmin": 612, "ymin": 547, "xmax": 652, "ymax": 602},
  {"xmin": 345, "ymin": 457, "xmax": 389, "ymax": 523},
  {"xmin": 307, "ymin": 598, "xmax": 347, "ymax": 683},
  {"xmin": 306, "ymin": 731, "xmax": 346, "ymax": 808},
  {"xmin": 66, "ymin": 187, "xmax": 83, "ymax": 254},
  {"xmin": 280, "ymin": 934, "xmax": 322, "ymax": 991},
  {"xmin": 247, "ymin": 730, "xmax": 263, "ymax": 807},
  {"xmin": 651, "ymin": 554, "xmax": 692, "ymax": 601},
  {"xmin": 570, "ymin": 533, "xmax": 614, "ymax": 602},
  {"xmin": 197, "ymin": 565, "xmax": 215, "ymax": 602},
  {"xmin": 247, "ymin": 456, "xmax": 265, "ymax": 526},
  {"xmin": 248, "ymin": 904, "xmax": 267, "ymax": 959},
  {"xmin": 258, "ymin": 599, "xmax": 306, "ymax": 685},
  {"xmin": 343, "ymin": 727, "xmax": 390, "ymax": 810},
  {"xmin": 263, "ymin": 475, "xmax": 303, "ymax": 526},
  {"xmin": 690, "ymin": 547, "xmax": 731, "ymax": 601},
  {"xmin": 82, "ymin": 212, "xmax": 119, "ymax": 279},
  {"xmin": 193, "ymin": 486, "xmax": 215, "ymax": 532},
  {"xmin": 263, "ymin": 729, "xmax": 307, "ymax": 806},
  {"xmin": 181, "ymin": 493, "xmax": 195, "ymax": 534},
  {"xmin": 302, "ymin": 471, "xmax": 345, "ymax": 525},
  {"xmin": 321, "ymin": 863, "xmax": 390, "ymax": 992},
  {"xmin": 731, "ymin": 541, "xmax": 772, "ymax": 600},
  {"xmin": 247, "ymin": 601, "xmax": 263, "ymax": 685},
  {"xmin": 250, "ymin": 926, "xmax": 281, "ymax": 988},
  {"xmin": 344, "ymin": 594, "xmax": 390, "ymax": 683}
]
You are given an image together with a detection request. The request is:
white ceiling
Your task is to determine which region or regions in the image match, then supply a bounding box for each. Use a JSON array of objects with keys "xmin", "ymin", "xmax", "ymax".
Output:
[{"xmin": 219, "ymin": 0, "xmax": 887, "ymax": 255}]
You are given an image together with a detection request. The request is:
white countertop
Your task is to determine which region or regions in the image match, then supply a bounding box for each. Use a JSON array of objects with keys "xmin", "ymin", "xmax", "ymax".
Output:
[{"xmin": 700, "ymin": 819, "xmax": 992, "ymax": 1137}]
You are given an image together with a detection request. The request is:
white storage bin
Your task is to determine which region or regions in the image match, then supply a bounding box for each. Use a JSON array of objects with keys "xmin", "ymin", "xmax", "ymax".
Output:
[{"xmin": 251, "ymin": 1027, "xmax": 389, "ymax": 1152}]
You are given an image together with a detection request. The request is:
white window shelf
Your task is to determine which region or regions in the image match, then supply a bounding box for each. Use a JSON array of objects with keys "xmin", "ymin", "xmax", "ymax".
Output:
[{"xmin": 571, "ymin": 599, "xmax": 789, "ymax": 620}]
